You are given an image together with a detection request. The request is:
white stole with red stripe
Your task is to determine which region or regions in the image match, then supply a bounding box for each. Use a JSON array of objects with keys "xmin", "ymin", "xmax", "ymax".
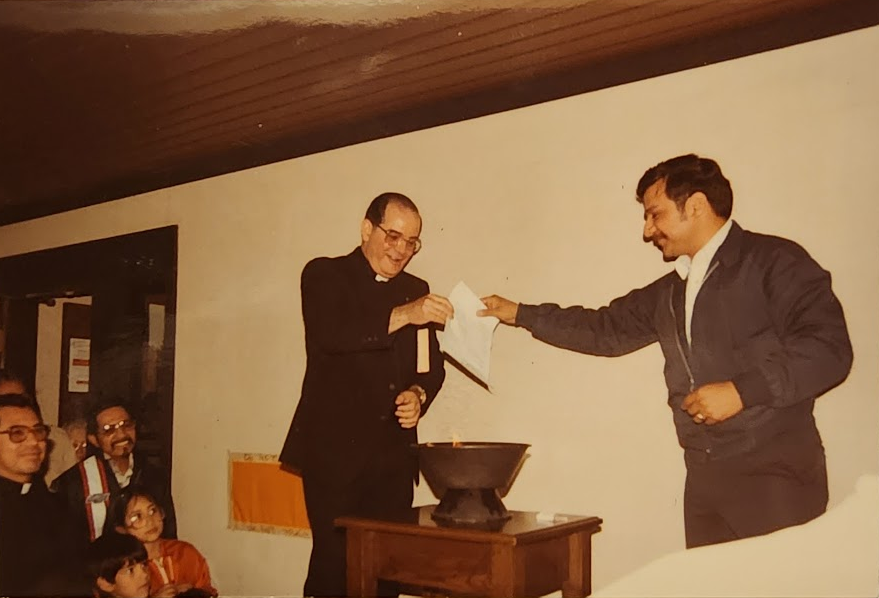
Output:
[{"xmin": 79, "ymin": 455, "xmax": 111, "ymax": 540}]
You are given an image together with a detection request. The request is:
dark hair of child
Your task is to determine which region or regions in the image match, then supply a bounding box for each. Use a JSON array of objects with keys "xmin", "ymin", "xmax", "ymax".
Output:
[{"xmin": 86, "ymin": 532, "xmax": 148, "ymax": 597}]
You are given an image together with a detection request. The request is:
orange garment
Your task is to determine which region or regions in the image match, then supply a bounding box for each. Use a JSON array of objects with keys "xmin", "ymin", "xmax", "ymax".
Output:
[{"xmin": 148, "ymin": 538, "xmax": 217, "ymax": 596}]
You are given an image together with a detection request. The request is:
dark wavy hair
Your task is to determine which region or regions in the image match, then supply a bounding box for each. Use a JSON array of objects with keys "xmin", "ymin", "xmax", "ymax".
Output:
[
  {"xmin": 0, "ymin": 392, "xmax": 42, "ymax": 422},
  {"xmin": 636, "ymin": 154, "xmax": 733, "ymax": 218},
  {"xmin": 86, "ymin": 397, "xmax": 136, "ymax": 436},
  {"xmin": 364, "ymin": 192, "xmax": 420, "ymax": 225},
  {"xmin": 86, "ymin": 532, "xmax": 147, "ymax": 586}
]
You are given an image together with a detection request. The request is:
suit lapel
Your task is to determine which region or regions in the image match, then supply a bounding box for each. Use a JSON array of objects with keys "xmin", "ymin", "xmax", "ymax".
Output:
[{"xmin": 671, "ymin": 277, "xmax": 689, "ymax": 357}]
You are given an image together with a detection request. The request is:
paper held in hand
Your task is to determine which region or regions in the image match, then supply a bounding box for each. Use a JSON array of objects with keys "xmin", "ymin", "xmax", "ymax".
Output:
[{"xmin": 437, "ymin": 281, "xmax": 499, "ymax": 386}]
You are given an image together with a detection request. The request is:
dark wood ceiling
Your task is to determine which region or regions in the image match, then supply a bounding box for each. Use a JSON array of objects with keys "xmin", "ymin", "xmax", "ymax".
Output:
[{"xmin": 1, "ymin": 0, "xmax": 877, "ymax": 225}]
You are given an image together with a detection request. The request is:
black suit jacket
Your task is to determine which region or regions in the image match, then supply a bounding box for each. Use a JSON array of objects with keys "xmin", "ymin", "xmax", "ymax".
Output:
[
  {"xmin": 279, "ymin": 248, "xmax": 446, "ymax": 483},
  {"xmin": 0, "ymin": 476, "xmax": 83, "ymax": 596},
  {"xmin": 52, "ymin": 449, "xmax": 177, "ymax": 549}
]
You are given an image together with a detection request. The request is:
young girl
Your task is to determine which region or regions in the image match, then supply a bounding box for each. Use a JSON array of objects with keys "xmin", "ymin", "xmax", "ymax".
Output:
[{"xmin": 107, "ymin": 486, "xmax": 217, "ymax": 597}]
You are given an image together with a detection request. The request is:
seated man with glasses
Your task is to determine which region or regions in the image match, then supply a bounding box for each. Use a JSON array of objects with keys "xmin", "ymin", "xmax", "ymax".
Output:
[
  {"xmin": 0, "ymin": 393, "xmax": 84, "ymax": 595},
  {"xmin": 0, "ymin": 368, "xmax": 80, "ymax": 489},
  {"xmin": 280, "ymin": 191, "xmax": 453, "ymax": 597},
  {"xmin": 53, "ymin": 399, "xmax": 177, "ymax": 550}
]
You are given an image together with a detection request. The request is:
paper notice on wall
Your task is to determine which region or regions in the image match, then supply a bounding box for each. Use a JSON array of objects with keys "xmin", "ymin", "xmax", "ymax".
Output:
[
  {"xmin": 68, "ymin": 337, "xmax": 90, "ymax": 393},
  {"xmin": 437, "ymin": 281, "xmax": 499, "ymax": 386}
]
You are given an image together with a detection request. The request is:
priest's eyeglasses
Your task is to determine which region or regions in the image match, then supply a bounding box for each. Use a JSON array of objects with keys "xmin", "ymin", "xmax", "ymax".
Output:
[
  {"xmin": 0, "ymin": 424, "xmax": 51, "ymax": 443},
  {"xmin": 99, "ymin": 419, "xmax": 136, "ymax": 435},
  {"xmin": 375, "ymin": 224, "xmax": 422, "ymax": 254}
]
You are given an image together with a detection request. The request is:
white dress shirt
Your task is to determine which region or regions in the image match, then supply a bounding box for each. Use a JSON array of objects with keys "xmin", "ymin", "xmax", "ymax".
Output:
[
  {"xmin": 674, "ymin": 218, "xmax": 733, "ymax": 345},
  {"xmin": 105, "ymin": 452, "xmax": 135, "ymax": 488}
]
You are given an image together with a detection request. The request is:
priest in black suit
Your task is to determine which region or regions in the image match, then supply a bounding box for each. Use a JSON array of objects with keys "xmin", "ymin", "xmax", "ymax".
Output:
[
  {"xmin": 280, "ymin": 192, "xmax": 453, "ymax": 597},
  {"xmin": 0, "ymin": 393, "xmax": 86, "ymax": 596}
]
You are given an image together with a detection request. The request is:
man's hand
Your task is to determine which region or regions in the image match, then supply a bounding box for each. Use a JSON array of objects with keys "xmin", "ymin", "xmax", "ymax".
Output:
[
  {"xmin": 395, "ymin": 388, "xmax": 422, "ymax": 429},
  {"xmin": 681, "ymin": 381, "xmax": 744, "ymax": 425},
  {"xmin": 478, "ymin": 294, "xmax": 519, "ymax": 325},
  {"xmin": 389, "ymin": 293, "xmax": 454, "ymax": 333}
]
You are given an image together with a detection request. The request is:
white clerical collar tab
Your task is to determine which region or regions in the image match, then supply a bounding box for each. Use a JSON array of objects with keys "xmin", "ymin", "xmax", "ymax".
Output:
[
  {"xmin": 375, "ymin": 274, "xmax": 389, "ymax": 282},
  {"xmin": 674, "ymin": 255, "xmax": 691, "ymax": 280}
]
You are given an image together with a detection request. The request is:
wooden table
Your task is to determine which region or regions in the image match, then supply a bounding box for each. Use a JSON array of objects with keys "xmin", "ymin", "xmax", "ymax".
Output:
[{"xmin": 336, "ymin": 506, "xmax": 602, "ymax": 597}]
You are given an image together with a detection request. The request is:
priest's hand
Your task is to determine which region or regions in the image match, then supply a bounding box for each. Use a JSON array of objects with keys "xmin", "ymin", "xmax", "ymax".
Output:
[
  {"xmin": 389, "ymin": 294, "xmax": 453, "ymax": 333},
  {"xmin": 395, "ymin": 388, "xmax": 423, "ymax": 429}
]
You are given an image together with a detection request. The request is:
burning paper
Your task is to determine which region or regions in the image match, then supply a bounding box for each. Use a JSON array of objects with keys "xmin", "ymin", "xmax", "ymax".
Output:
[{"xmin": 437, "ymin": 281, "xmax": 499, "ymax": 386}]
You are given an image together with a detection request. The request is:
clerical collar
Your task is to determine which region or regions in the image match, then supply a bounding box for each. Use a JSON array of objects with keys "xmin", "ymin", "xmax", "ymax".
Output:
[
  {"xmin": 354, "ymin": 247, "xmax": 391, "ymax": 283},
  {"xmin": 0, "ymin": 476, "xmax": 33, "ymax": 495}
]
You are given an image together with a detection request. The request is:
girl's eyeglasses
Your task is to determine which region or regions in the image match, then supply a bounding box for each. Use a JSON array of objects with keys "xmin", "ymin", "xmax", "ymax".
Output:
[{"xmin": 126, "ymin": 503, "xmax": 164, "ymax": 529}]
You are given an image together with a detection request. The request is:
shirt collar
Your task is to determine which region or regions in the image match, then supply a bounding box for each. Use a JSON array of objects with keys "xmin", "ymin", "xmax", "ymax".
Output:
[
  {"xmin": 674, "ymin": 218, "xmax": 733, "ymax": 280},
  {"xmin": 104, "ymin": 452, "xmax": 135, "ymax": 487},
  {"xmin": 674, "ymin": 255, "xmax": 691, "ymax": 280}
]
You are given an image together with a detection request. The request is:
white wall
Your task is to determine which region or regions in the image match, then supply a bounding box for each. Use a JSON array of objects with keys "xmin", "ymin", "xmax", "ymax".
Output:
[{"xmin": 1, "ymin": 25, "xmax": 877, "ymax": 597}]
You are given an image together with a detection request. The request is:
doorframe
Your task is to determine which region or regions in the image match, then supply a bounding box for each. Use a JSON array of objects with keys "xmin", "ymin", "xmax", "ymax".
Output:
[{"xmin": 0, "ymin": 225, "xmax": 178, "ymax": 487}]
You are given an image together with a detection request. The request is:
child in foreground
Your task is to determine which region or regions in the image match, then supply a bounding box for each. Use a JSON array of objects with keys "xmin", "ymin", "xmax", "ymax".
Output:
[
  {"xmin": 87, "ymin": 532, "xmax": 151, "ymax": 598},
  {"xmin": 106, "ymin": 486, "xmax": 217, "ymax": 597}
]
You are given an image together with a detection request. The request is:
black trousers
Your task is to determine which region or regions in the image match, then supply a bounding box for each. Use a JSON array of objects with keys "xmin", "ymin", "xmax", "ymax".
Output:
[
  {"xmin": 683, "ymin": 427, "xmax": 828, "ymax": 548},
  {"xmin": 302, "ymin": 456, "xmax": 414, "ymax": 597}
]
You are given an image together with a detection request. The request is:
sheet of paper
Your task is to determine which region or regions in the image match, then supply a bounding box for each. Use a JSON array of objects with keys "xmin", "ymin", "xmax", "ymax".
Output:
[{"xmin": 437, "ymin": 281, "xmax": 499, "ymax": 386}]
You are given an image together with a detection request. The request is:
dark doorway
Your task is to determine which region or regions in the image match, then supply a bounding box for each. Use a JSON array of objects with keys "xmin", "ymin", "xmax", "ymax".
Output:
[{"xmin": 0, "ymin": 226, "xmax": 177, "ymax": 486}]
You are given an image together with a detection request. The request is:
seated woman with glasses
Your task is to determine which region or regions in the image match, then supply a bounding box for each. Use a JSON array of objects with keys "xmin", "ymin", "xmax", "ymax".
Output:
[{"xmin": 105, "ymin": 486, "xmax": 217, "ymax": 597}]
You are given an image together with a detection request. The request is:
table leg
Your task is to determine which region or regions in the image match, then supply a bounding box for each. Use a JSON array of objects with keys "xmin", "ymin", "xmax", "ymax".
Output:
[
  {"xmin": 346, "ymin": 528, "xmax": 378, "ymax": 597},
  {"xmin": 489, "ymin": 543, "xmax": 527, "ymax": 597},
  {"xmin": 562, "ymin": 531, "xmax": 592, "ymax": 597}
]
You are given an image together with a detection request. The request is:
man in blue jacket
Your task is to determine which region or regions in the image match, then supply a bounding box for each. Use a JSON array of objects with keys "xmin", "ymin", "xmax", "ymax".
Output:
[{"xmin": 480, "ymin": 154, "xmax": 853, "ymax": 548}]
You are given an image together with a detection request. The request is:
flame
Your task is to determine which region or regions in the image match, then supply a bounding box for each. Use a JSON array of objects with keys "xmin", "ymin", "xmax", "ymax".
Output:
[{"xmin": 451, "ymin": 432, "xmax": 461, "ymax": 447}]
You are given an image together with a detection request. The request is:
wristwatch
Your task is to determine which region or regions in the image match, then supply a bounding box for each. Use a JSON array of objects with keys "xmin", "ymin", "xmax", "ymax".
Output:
[{"xmin": 410, "ymin": 385, "xmax": 428, "ymax": 405}]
